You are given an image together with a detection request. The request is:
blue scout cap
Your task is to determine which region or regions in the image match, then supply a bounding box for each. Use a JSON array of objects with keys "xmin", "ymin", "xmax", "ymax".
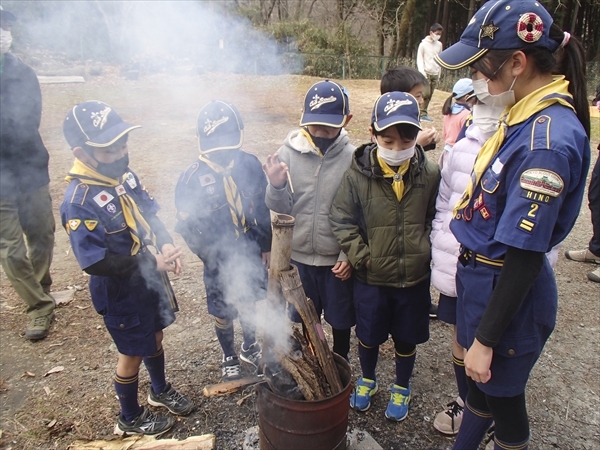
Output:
[
  {"xmin": 453, "ymin": 78, "xmax": 474, "ymax": 98},
  {"xmin": 63, "ymin": 100, "xmax": 141, "ymax": 149},
  {"xmin": 371, "ymin": 92, "xmax": 422, "ymax": 132},
  {"xmin": 300, "ymin": 80, "xmax": 350, "ymax": 128},
  {"xmin": 197, "ymin": 100, "xmax": 244, "ymax": 153},
  {"xmin": 0, "ymin": 5, "xmax": 17, "ymax": 22},
  {"xmin": 435, "ymin": 0, "xmax": 559, "ymax": 70}
]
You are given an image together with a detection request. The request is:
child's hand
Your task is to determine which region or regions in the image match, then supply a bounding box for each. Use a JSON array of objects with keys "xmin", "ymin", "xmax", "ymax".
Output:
[
  {"xmin": 417, "ymin": 128, "xmax": 438, "ymax": 147},
  {"xmin": 464, "ymin": 338, "xmax": 493, "ymax": 383},
  {"xmin": 332, "ymin": 261, "xmax": 352, "ymax": 280},
  {"xmin": 263, "ymin": 154, "xmax": 289, "ymax": 189},
  {"xmin": 158, "ymin": 244, "xmax": 182, "ymax": 275}
]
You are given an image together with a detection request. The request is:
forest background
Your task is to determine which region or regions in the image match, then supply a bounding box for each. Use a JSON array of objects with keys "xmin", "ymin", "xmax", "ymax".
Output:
[{"xmin": 2, "ymin": 0, "xmax": 599, "ymax": 93}]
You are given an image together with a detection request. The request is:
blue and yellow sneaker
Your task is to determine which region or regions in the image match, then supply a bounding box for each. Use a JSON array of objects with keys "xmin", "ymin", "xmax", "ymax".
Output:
[
  {"xmin": 350, "ymin": 377, "xmax": 378, "ymax": 411},
  {"xmin": 385, "ymin": 384, "xmax": 411, "ymax": 421}
]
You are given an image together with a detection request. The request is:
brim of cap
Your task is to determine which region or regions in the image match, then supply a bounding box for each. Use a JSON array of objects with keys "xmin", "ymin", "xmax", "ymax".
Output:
[
  {"xmin": 299, "ymin": 113, "xmax": 346, "ymax": 128},
  {"xmin": 373, "ymin": 116, "xmax": 422, "ymax": 132},
  {"xmin": 435, "ymin": 42, "xmax": 489, "ymax": 70},
  {"xmin": 85, "ymin": 122, "xmax": 141, "ymax": 147},
  {"xmin": 199, "ymin": 130, "xmax": 244, "ymax": 153},
  {"xmin": 0, "ymin": 10, "xmax": 17, "ymax": 21}
]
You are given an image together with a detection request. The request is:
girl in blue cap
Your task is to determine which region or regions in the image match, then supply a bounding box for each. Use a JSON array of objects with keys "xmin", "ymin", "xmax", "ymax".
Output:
[{"xmin": 434, "ymin": 0, "xmax": 590, "ymax": 449}]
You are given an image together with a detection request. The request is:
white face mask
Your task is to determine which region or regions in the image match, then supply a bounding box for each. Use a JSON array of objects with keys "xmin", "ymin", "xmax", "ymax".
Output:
[
  {"xmin": 376, "ymin": 140, "xmax": 415, "ymax": 166},
  {"xmin": 472, "ymin": 76, "xmax": 517, "ymax": 108},
  {"xmin": 472, "ymin": 104, "xmax": 504, "ymax": 135},
  {"xmin": 0, "ymin": 28, "xmax": 12, "ymax": 54},
  {"xmin": 432, "ymin": 33, "xmax": 441, "ymax": 41}
]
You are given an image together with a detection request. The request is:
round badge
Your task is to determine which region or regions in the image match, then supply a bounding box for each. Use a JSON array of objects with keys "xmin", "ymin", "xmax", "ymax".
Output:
[{"xmin": 517, "ymin": 13, "xmax": 544, "ymax": 43}]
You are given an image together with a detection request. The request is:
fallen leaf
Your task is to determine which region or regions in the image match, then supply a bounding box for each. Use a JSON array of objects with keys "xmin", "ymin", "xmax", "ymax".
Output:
[
  {"xmin": 47, "ymin": 419, "xmax": 57, "ymax": 428},
  {"xmin": 44, "ymin": 386, "xmax": 51, "ymax": 396},
  {"xmin": 44, "ymin": 366, "xmax": 64, "ymax": 377},
  {"xmin": 22, "ymin": 372, "xmax": 35, "ymax": 378}
]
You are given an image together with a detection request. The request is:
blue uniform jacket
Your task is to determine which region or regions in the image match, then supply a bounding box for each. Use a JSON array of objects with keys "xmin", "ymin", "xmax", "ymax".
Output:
[
  {"xmin": 451, "ymin": 102, "xmax": 591, "ymax": 259},
  {"xmin": 174, "ymin": 150, "xmax": 272, "ymax": 270},
  {"xmin": 60, "ymin": 170, "xmax": 177, "ymax": 317}
]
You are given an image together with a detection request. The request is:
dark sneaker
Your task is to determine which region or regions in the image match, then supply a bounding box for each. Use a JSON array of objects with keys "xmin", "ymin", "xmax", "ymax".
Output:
[
  {"xmin": 148, "ymin": 383, "xmax": 193, "ymax": 415},
  {"xmin": 114, "ymin": 406, "xmax": 174, "ymax": 436},
  {"xmin": 222, "ymin": 355, "xmax": 242, "ymax": 381},
  {"xmin": 240, "ymin": 342, "xmax": 262, "ymax": 368},
  {"xmin": 25, "ymin": 313, "xmax": 54, "ymax": 340}
]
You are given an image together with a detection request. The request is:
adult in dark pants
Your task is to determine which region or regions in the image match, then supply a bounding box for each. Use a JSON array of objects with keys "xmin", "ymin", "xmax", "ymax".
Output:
[
  {"xmin": 565, "ymin": 143, "xmax": 600, "ymax": 282},
  {"xmin": 0, "ymin": 6, "xmax": 56, "ymax": 340}
]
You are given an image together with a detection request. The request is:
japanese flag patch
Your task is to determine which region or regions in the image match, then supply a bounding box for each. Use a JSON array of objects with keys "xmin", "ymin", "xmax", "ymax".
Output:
[
  {"xmin": 200, "ymin": 174, "xmax": 216, "ymax": 187},
  {"xmin": 68, "ymin": 219, "xmax": 81, "ymax": 231},
  {"xmin": 93, "ymin": 191, "xmax": 114, "ymax": 207}
]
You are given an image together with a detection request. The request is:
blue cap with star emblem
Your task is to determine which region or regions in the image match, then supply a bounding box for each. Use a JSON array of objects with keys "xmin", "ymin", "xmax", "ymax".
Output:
[
  {"xmin": 196, "ymin": 100, "xmax": 244, "ymax": 153},
  {"xmin": 371, "ymin": 92, "xmax": 422, "ymax": 132},
  {"xmin": 435, "ymin": 0, "xmax": 559, "ymax": 70},
  {"xmin": 300, "ymin": 79, "xmax": 350, "ymax": 128},
  {"xmin": 63, "ymin": 100, "xmax": 141, "ymax": 149}
]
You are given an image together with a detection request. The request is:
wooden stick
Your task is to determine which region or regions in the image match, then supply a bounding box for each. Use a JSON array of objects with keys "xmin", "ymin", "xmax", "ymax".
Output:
[
  {"xmin": 202, "ymin": 375, "xmax": 265, "ymax": 397},
  {"xmin": 279, "ymin": 266, "xmax": 343, "ymax": 395}
]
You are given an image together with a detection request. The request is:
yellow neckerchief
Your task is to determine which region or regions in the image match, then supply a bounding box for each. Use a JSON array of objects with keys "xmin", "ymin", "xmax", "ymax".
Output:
[
  {"xmin": 198, "ymin": 152, "xmax": 248, "ymax": 238},
  {"xmin": 65, "ymin": 158, "xmax": 155, "ymax": 255},
  {"xmin": 377, "ymin": 154, "xmax": 411, "ymax": 201},
  {"xmin": 454, "ymin": 76, "xmax": 575, "ymax": 215},
  {"xmin": 300, "ymin": 128, "xmax": 324, "ymax": 157}
]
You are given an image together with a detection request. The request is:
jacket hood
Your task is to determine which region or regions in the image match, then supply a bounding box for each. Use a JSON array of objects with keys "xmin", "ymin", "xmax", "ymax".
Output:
[
  {"xmin": 284, "ymin": 128, "xmax": 349, "ymax": 156},
  {"xmin": 351, "ymin": 142, "xmax": 427, "ymax": 180}
]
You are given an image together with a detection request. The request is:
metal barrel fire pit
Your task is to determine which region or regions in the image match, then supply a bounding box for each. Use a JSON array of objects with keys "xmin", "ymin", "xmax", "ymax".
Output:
[{"xmin": 256, "ymin": 354, "xmax": 352, "ymax": 450}]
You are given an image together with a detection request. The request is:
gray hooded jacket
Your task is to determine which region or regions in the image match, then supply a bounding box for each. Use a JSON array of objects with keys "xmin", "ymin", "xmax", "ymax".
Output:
[{"xmin": 265, "ymin": 128, "xmax": 355, "ymax": 266}]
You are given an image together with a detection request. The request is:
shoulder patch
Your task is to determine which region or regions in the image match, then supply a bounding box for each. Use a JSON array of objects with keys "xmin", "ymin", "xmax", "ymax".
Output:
[
  {"xmin": 68, "ymin": 219, "xmax": 81, "ymax": 231},
  {"xmin": 519, "ymin": 169, "xmax": 563, "ymax": 198},
  {"xmin": 93, "ymin": 190, "xmax": 114, "ymax": 207},
  {"xmin": 84, "ymin": 220, "xmax": 99, "ymax": 231}
]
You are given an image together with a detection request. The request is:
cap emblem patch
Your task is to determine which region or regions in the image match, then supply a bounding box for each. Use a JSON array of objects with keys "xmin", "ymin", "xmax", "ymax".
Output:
[
  {"xmin": 517, "ymin": 13, "xmax": 544, "ymax": 43},
  {"xmin": 480, "ymin": 21, "xmax": 500, "ymax": 40},
  {"xmin": 309, "ymin": 95, "xmax": 337, "ymax": 111},
  {"xmin": 384, "ymin": 99, "xmax": 412, "ymax": 115},
  {"xmin": 203, "ymin": 116, "xmax": 229, "ymax": 136},
  {"xmin": 91, "ymin": 107, "xmax": 111, "ymax": 129}
]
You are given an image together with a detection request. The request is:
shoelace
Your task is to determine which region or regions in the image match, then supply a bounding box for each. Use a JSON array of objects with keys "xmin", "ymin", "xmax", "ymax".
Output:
[
  {"xmin": 390, "ymin": 391, "xmax": 410, "ymax": 406},
  {"xmin": 223, "ymin": 363, "xmax": 240, "ymax": 377},
  {"xmin": 356, "ymin": 381, "xmax": 375, "ymax": 397},
  {"xmin": 164, "ymin": 388, "xmax": 186, "ymax": 405},
  {"xmin": 33, "ymin": 316, "xmax": 48, "ymax": 327},
  {"xmin": 444, "ymin": 400, "xmax": 464, "ymax": 418}
]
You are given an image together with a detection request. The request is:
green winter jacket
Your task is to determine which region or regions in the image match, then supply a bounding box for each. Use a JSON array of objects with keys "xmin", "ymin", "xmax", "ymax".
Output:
[{"xmin": 329, "ymin": 142, "xmax": 440, "ymax": 288}]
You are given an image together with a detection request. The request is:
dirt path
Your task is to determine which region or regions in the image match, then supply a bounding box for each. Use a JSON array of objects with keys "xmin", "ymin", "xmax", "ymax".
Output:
[{"xmin": 0, "ymin": 72, "xmax": 598, "ymax": 450}]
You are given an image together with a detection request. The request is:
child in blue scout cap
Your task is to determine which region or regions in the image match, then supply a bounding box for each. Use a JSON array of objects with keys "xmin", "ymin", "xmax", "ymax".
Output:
[
  {"xmin": 435, "ymin": 0, "xmax": 590, "ymax": 448},
  {"xmin": 60, "ymin": 101, "xmax": 193, "ymax": 436},
  {"xmin": 263, "ymin": 79, "xmax": 355, "ymax": 361},
  {"xmin": 174, "ymin": 100, "xmax": 272, "ymax": 381},
  {"xmin": 329, "ymin": 92, "xmax": 440, "ymax": 422}
]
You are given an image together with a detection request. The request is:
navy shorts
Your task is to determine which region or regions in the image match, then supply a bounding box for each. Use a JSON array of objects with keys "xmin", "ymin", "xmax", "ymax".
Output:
[
  {"xmin": 437, "ymin": 293, "xmax": 457, "ymax": 324},
  {"xmin": 288, "ymin": 261, "xmax": 355, "ymax": 330},
  {"xmin": 456, "ymin": 257, "xmax": 556, "ymax": 397},
  {"xmin": 203, "ymin": 253, "xmax": 267, "ymax": 321},
  {"xmin": 353, "ymin": 278, "xmax": 431, "ymax": 347},
  {"xmin": 90, "ymin": 270, "xmax": 177, "ymax": 357}
]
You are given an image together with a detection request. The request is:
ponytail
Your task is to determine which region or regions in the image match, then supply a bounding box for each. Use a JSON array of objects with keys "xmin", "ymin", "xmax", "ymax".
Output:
[
  {"xmin": 548, "ymin": 23, "xmax": 590, "ymax": 137},
  {"xmin": 442, "ymin": 94, "xmax": 454, "ymax": 116}
]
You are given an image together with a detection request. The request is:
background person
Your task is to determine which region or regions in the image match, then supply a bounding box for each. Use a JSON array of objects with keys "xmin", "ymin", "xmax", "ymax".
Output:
[
  {"xmin": 0, "ymin": 5, "xmax": 55, "ymax": 341},
  {"xmin": 416, "ymin": 23, "xmax": 443, "ymax": 122}
]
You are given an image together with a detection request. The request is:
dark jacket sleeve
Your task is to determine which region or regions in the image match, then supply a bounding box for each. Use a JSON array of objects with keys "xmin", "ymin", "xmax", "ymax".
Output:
[{"xmin": 85, "ymin": 250, "xmax": 157, "ymax": 277}]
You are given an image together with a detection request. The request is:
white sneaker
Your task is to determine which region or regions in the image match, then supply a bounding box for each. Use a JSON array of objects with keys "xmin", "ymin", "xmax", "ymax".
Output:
[
  {"xmin": 565, "ymin": 248, "xmax": 600, "ymax": 264},
  {"xmin": 433, "ymin": 396, "xmax": 464, "ymax": 435}
]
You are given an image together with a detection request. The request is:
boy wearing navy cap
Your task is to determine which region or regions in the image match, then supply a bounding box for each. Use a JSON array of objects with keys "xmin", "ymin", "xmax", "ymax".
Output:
[
  {"xmin": 175, "ymin": 100, "xmax": 272, "ymax": 381},
  {"xmin": 60, "ymin": 101, "xmax": 193, "ymax": 436},
  {"xmin": 330, "ymin": 92, "xmax": 440, "ymax": 421},
  {"xmin": 263, "ymin": 80, "xmax": 355, "ymax": 361},
  {"xmin": 435, "ymin": 0, "xmax": 590, "ymax": 448}
]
